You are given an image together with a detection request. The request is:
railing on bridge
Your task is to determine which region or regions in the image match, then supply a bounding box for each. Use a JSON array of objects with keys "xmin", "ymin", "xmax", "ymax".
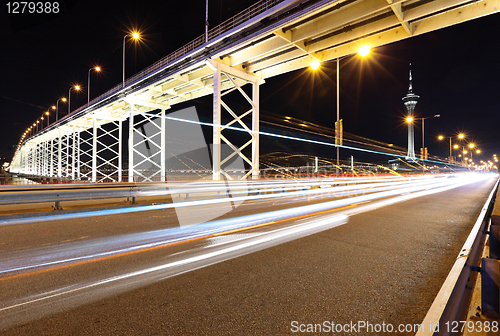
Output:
[{"xmin": 59, "ymin": 0, "xmax": 286, "ymax": 126}]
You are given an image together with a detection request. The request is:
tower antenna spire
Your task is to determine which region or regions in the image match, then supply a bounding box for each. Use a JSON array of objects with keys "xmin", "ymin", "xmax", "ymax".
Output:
[{"xmin": 408, "ymin": 63, "xmax": 413, "ymax": 93}]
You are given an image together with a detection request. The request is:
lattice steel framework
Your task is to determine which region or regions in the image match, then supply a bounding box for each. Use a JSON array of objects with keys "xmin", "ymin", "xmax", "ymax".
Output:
[
  {"xmin": 126, "ymin": 103, "xmax": 166, "ymax": 183},
  {"xmin": 91, "ymin": 116, "xmax": 122, "ymax": 182},
  {"xmin": 208, "ymin": 60, "xmax": 262, "ymax": 180}
]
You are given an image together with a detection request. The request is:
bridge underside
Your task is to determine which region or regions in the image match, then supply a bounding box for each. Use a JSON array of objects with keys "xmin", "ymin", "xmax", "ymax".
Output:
[{"xmin": 10, "ymin": 0, "xmax": 500, "ymax": 181}]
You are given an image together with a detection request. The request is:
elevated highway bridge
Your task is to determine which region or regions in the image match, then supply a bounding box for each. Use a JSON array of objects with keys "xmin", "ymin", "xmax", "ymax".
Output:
[{"xmin": 9, "ymin": 0, "xmax": 500, "ymax": 182}]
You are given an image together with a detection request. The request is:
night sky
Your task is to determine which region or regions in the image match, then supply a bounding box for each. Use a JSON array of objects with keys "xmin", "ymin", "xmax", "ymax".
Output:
[{"xmin": 1, "ymin": 0, "xmax": 499, "ymax": 165}]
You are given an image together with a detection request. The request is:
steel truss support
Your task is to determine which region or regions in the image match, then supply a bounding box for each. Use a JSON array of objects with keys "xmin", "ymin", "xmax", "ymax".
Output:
[
  {"xmin": 206, "ymin": 59, "xmax": 264, "ymax": 181},
  {"xmin": 27, "ymin": 142, "xmax": 34, "ymax": 174},
  {"xmin": 126, "ymin": 101, "xmax": 167, "ymax": 183},
  {"xmin": 78, "ymin": 112, "xmax": 122, "ymax": 183},
  {"xmin": 49, "ymin": 134, "xmax": 54, "ymax": 177},
  {"xmin": 59, "ymin": 133, "xmax": 70, "ymax": 178},
  {"xmin": 58, "ymin": 130, "xmax": 62, "ymax": 178}
]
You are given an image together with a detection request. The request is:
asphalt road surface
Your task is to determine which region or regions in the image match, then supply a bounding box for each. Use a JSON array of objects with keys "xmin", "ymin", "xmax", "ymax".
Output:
[{"xmin": 0, "ymin": 175, "xmax": 497, "ymax": 335}]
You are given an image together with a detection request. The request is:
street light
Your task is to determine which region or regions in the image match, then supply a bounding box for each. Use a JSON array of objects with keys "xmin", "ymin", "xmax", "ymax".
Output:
[
  {"xmin": 310, "ymin": 60, "xmax": 320, "ymax": 70},
  {"xmin": 358, "ymin": 45, "xmax": 371, "ymax": 57},
  {"xmin": 310, "ymin": 45, "xmax": 370, "ymax": 175},
  {"xmin": 68, "ymin": 85, "xmax": 81, "ymax": 115},
  {"xmin": 411, "ymin": 114, "xmax": 440, "ymax": 160},
  {"xmin": 438, "ymin": 133, "xmax": 465, "ymax": 163},
  {"xmin": 56, "ymin": 97, "xmax": 67, "ymax": 121},
  {"xmin": 88, "ymin": 66, "xmax": 101, "ymax": 104},
  {"xmin": 45, "ymin": 111, "xmax": 50, "ymax": 127},
  {"xmin": 45, "ymin": 106, "xmax": 55, "ymax": 127},
  {"xmin": 123, "ymin": 32, "xmax": 140, "ymax": 88}
]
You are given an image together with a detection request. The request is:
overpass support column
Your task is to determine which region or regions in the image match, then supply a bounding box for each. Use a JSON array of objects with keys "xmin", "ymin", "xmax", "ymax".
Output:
[
  {"xmin": 128, "ymin": 104, "xmax": 134, "ymax": 183},
  {"xmin": 92, "ymin": 114, "xmax": 97, "ymax": 182},
  {"xmin": 77, "ymin": 131, "xmax": 81, "ymax": 180},
  {"xmin": 123, "ymin": 98, "xmax": 169, "ymax": 183},
  {"xmin": 160, "ymin": 109, "xmax": 166, "ymax": 182},
  {"xmin": 49, "ymin": 134, "xmax": 54, "ymax": 177},
  {"xmin": 212, "ymin": 64, "xmax": 222, "ymax": 181},
  {"xmin": 24, "ymin": 146, "xmax": 29, "ymax": 174},
  {"xmin": 65, "ymin": 133, "xmax": 70, "ymax": 177},
  {"xmin": 205, "ymin": 59, "xmax": 264, "ymax": 181},
  {"xmin": 36, "ymin": 141, "xmax": 40, "ymax": 176},
  {"xmin": 41, "ymin": 141, "xmax": 45, "ymax": 176},
  {"xmin": 58, "ymin": 130, "xmax": 62, "ymax": 178},
  {"xmin": 72, "ymin": 125, "xmax": 76, "ymax": 180},
  {"xmin": 252, "ymin": 83, "xmax": 259, "ymax": 180},
  {"xmin": 44, "ymin": 140, "xmax": 49, "ymax": 176},
  {"xmin": 118, "ymin": 121, "xmax": 122, "ymax": 182}
]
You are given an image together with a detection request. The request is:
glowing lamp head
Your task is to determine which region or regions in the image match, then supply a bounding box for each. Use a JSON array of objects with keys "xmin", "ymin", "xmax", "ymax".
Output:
[
  {"xmin": 45, "ymin": 111, "xmax": 49, "ymax": 115},
  {"xmin": 74, "ymin": 85, "xmax": 81, "ymax": 91},
  {"xmin": 51, "ymin": 105, "xmax": 56, "ymax": 110},
  {"xmin": 438, "ymin": 135, "xmax": 444, "ymax": 140},
  {"xmin": 468, "ymin": 143, "xmax": 475, "ymax": 149},
  {"xmin": 453, "ymin": 144, "xmax": 459, "ymax": 149},
  {"xmin": 310, "ymin": 60, "xmax": 320, "ymax": 70},
  {"xmin": 95, "ymin": 66, "xmax": 101, "ymax": 72},
  {"xmin": 40, "ymin": 117, "xmax": 44, "ymax": 120},
  {"xmin": 358, "ymin": 45, "xmax": 370, "ymax": 57},
  {"xmin": 406, "ymin": 117, "xmax": 413, "ymax": 123},
  {"xmin": 132, "ymin": 32, "xmax": 140, "ymax": 39},
  {"xmin": 458, "ymin": 133, "xmax": 465, "ymax": 139},
  {"xmin": 476, "ymin": 149, "xmax": 481, "ymax": 154},
  {"xmin": 36, "ymin": 120, "xmax": 40, "ymax": 124},
  {"xmin": 62, "ymin": 97, "xmax": 67, "ymax": 102}
]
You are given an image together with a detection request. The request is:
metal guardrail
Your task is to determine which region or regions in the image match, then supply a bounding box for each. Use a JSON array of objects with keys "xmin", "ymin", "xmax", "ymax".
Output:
[
  {"xmin": 416, "ymin": 177, "xmax": 500, "ymax": 336},
  {"xmin": 0, "ymin": 177, "xmax": 409, "ymax": 211}
]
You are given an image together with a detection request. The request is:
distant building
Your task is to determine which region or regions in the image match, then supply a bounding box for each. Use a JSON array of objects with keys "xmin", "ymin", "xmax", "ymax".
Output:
[{"xmin": 402, "ymin": 64, "xmax": 420, "ymax": 159}]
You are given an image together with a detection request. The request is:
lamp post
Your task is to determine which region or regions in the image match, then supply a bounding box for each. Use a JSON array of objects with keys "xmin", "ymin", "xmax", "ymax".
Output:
[
  {"xmin": 123, "ymin": 32, "xmax": 140, "ymax": 88},
  {"xmin": 88, "ymin": 66, "xmax": 101, "ymax": 104},
  {"xmin": 468, "ymin": 143, "xmax": 475, "ymax": 161},
  {"xmin": 56, "ymin": 97, "xmax": 67, "ymax": 121},
  {"xmin": 438, "ymin": 133, "xmax": 464, "ymax": 163},
  {"xmin": 68, "ymin": 85, "xmax": 81, "ymax": 115},
  {"xmin": 411, "ymin": 115, "xmax": 440, "ymax": 160},
  {"xmin": 205, "ymin": 0, "xmax": 209, "ymax": 43},
  {"xmin": 310, "ymin": 45, "xmax": 370, "ymax": 176},
  {"xmin": 45, "ymin": 106, "xmax": 55, "ymax": 127}
]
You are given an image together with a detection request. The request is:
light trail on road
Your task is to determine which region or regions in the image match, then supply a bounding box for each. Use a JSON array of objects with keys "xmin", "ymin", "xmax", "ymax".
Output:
[{"xmin": 0, "ymin": 173, "xmax": 495, "ymax": 330}]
